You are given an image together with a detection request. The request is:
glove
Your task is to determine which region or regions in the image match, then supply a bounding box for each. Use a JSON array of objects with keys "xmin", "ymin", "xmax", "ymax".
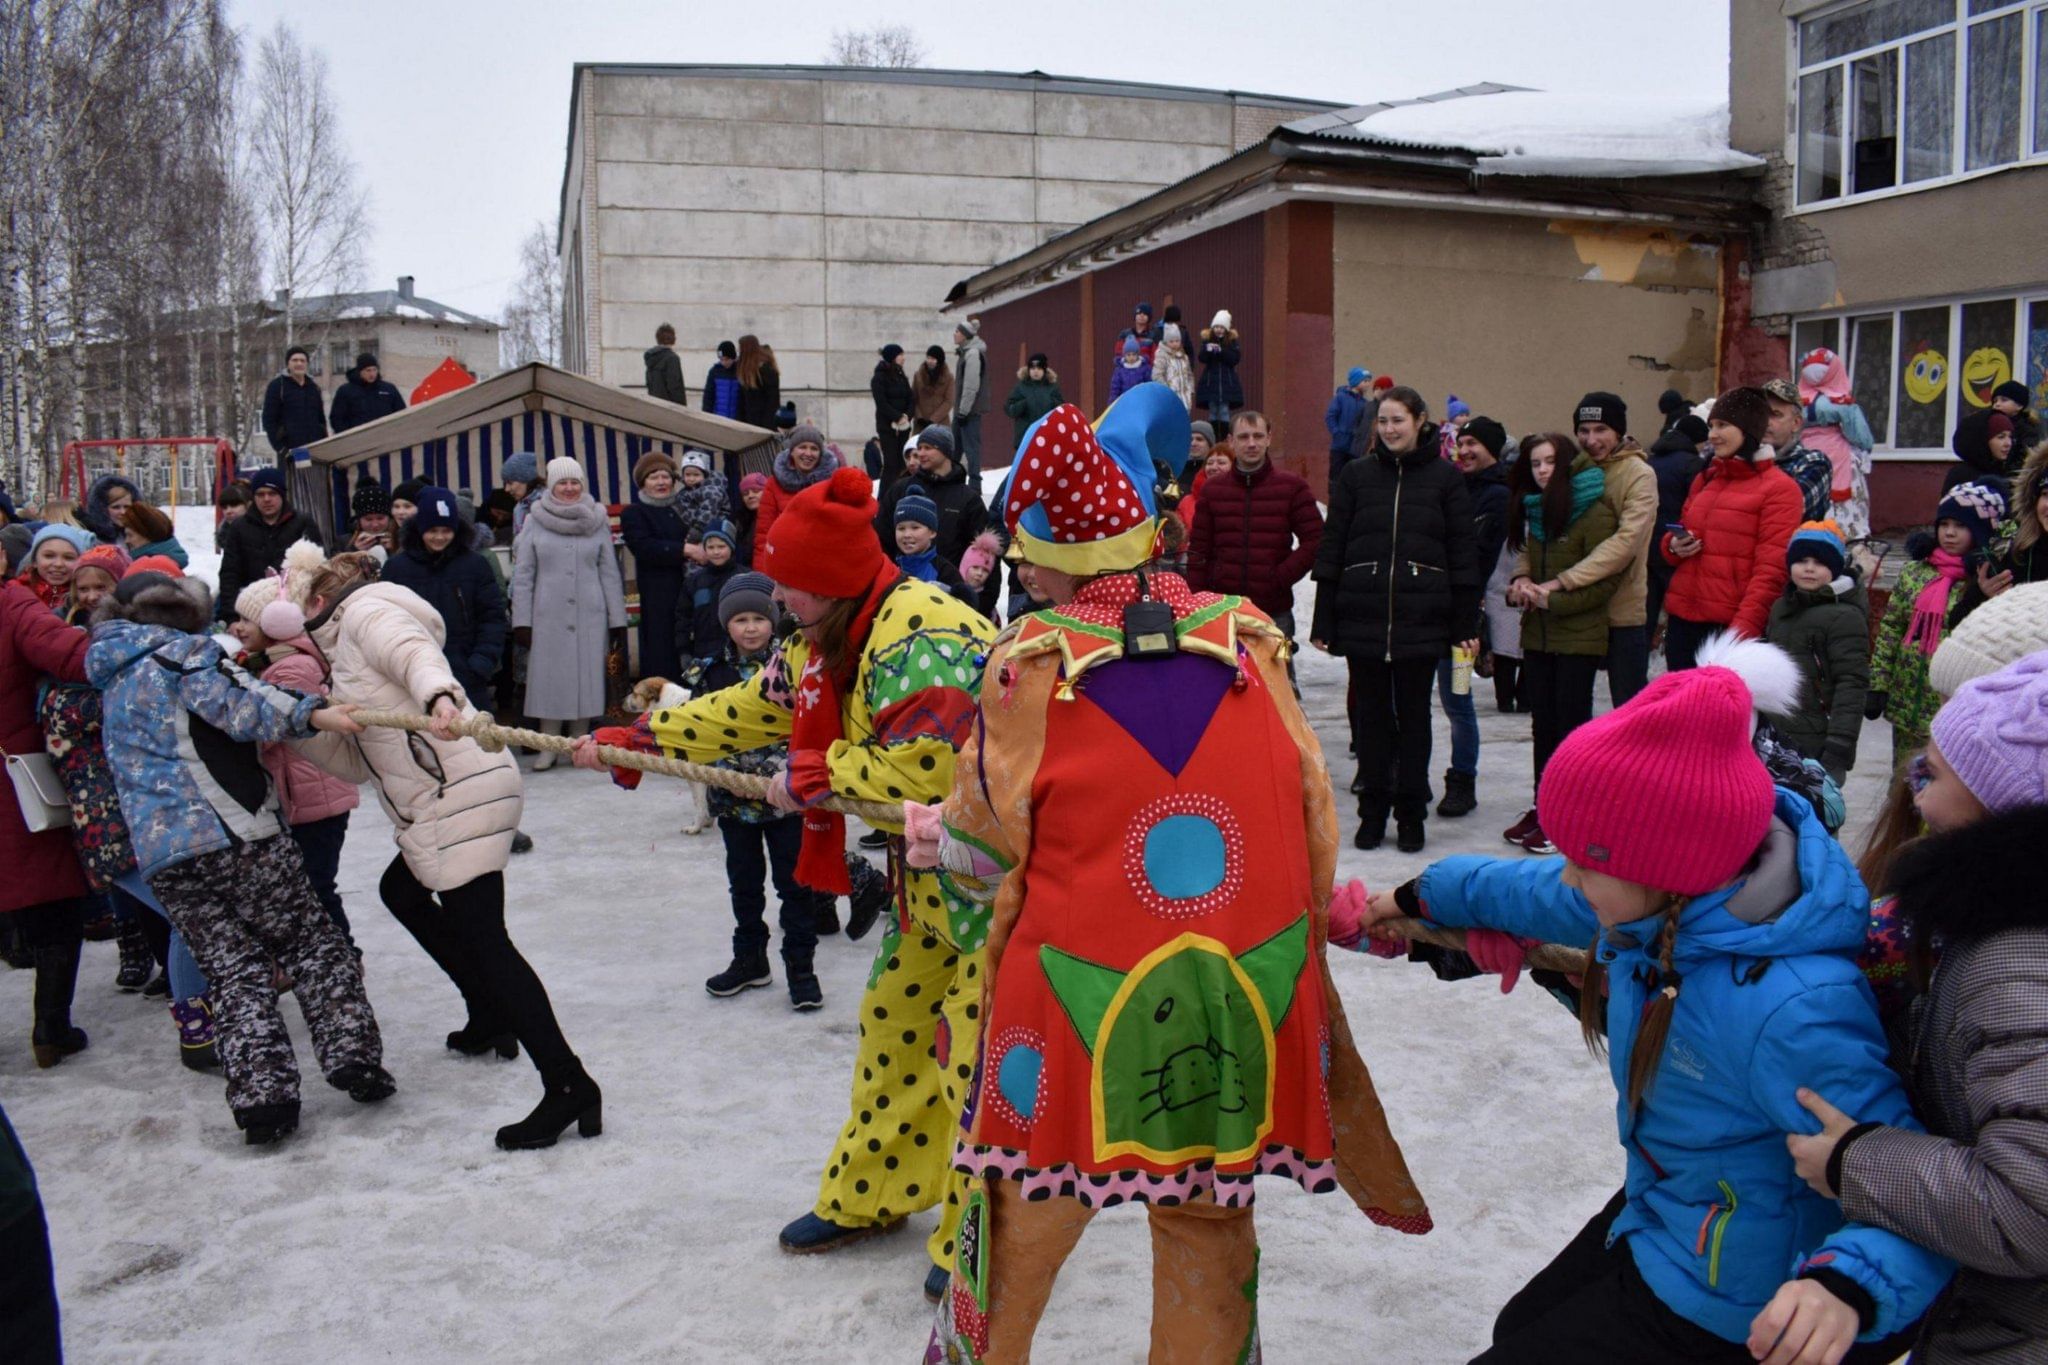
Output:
[
  {"xmin": 902, "ymin": 801, "xmax": 943, "ymax": 868},
  {"xmin": 1463, "ymin": 929, "xmax": 1532, "ymax": 995},
  {"xmin": 1862, "ymin": 690, "xmax": 1887, "ymax": 722},
  {"xmin": 1327, "ymin": 878, "xmax": 1369, "ymax": 949},
  {"xmin": 513, "ymin": 626, "xmax": 532, "ymax": 648}
]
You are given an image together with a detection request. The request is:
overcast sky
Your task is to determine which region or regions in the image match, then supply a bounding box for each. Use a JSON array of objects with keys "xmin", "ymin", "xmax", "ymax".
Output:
[{"xmin": 225, "ymin": 0, "xmax": 1730, "ymax": 322}]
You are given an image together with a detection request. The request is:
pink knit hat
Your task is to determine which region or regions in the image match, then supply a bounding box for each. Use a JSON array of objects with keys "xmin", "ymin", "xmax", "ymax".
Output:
[
  {"xmin": 1537, "ymin": 664, "xmax": 1776, "ymax": 895},
  {"xmin": 1930, "ymin": 649, "xmax": 2048, "ymax": 814}
]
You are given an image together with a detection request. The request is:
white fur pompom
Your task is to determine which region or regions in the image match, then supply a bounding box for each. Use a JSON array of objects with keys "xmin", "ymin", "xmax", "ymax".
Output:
[
  {"xmin": 1694, "ymin": 631, "xmax": 1804, "ymax": 718},
  {"xmin": 280, "ymin": 539, "xmax": 328, "ymax": 605}
]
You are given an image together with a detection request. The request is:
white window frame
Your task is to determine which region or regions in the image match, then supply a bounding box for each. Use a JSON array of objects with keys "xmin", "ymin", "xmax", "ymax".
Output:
[
  {"xmin": 1790, "ymin": 0, "xmax": 2048, "ymax": 211},
  {"xmin": 1791, "ymin": 287, "xmax": 2048, "ymax": 457}
]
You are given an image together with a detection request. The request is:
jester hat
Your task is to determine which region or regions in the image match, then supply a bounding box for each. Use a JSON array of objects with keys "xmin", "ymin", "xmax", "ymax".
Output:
[{"xmin": 996, "ymin": 382, "xmax": 1189, "ymax": 574}]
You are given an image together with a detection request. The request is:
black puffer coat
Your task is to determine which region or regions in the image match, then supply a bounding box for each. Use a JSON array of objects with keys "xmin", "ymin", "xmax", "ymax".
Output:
[
  {"xmin": 1310, "ymin": 429, "xmax": 1480, "ymax": 661},
  {"xmin": 378, "ymin": 524, "xmax": 510, "ymax": 710}
]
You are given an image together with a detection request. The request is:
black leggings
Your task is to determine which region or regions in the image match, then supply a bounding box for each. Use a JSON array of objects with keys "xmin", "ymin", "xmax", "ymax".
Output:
[
  {"xmin": 1477, "ymin": 1189, "xmax": 1919, "ymax": 1363},
  {"xmin": 13, "ymin": 899, "xmax": 82, "ymax": 1029},
  {"xmin": 1347, "ymin": 655, "xmax": 1438, "ymax": 813},
  {"xmin": 378, "ymin": 857, "xmax": 574, "ymax": 1077},
  {"xmin": 1521, "ymin": 651, "xmax": 1601, "ymax": 793}
]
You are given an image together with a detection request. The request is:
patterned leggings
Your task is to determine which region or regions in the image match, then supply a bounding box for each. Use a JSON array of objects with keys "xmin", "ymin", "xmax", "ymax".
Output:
[{"xmin": 148, "ymin": 837, "xmax": 382, "ymax": 1112}]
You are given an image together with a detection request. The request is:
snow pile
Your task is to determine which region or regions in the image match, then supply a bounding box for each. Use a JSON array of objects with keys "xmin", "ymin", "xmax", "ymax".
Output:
[
  {"xmin": 1350, "ymin": 89, "xmax": 1763, "ymax": 178},
  {"xmin": 171, "ymin": 504, "xmax": 222, "ymax": 592}
]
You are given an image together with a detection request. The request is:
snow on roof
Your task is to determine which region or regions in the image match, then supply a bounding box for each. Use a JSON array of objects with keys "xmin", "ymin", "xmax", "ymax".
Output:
[{"xmin": 1299, "ymin": 84, "xmax": 1762, "ymax": 178}]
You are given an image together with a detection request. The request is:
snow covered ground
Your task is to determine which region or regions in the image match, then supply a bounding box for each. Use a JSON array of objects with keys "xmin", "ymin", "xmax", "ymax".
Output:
[{"xmin": 3, "ymin": 514, "xmax": 1901, "ymax": 1362}]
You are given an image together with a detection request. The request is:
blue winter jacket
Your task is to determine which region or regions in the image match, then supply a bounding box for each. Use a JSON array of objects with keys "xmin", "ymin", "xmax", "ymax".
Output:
[
  {"xmin": 1325, "ymin": 385, "xmax": 1369, "ymax": 453},
  {"xmin": 85, "ymin": 621, "xmax": 324, "ymax": 879},
  {"xmin": 1416, "ymin": 790, "xmax": 1952, "ymax": 1344}
]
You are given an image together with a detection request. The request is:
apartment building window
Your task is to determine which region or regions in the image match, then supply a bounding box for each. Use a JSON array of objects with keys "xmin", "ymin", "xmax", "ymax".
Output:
[
  {"xmin": 1796, "ymin": 0, "xmax": 2048, "ymax": 204},
  {"xmin": 1793, "ymin": 289, "xmax": 2047, "ymax": 451}
]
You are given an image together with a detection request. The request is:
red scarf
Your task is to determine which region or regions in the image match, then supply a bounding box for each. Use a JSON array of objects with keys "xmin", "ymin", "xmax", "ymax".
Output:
[
  {"xmin": 789, "ymin": 566, "xmax": 902, "ymax": 893},
  {"xmin": 1904, "ymin": 549, "xmax": 1964, "ymax": 656}
]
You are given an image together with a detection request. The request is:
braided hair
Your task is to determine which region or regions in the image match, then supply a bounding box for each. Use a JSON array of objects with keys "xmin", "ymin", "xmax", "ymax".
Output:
[{"xmin": 1577, "ymin": 902, "xmax": 1686, "ymax": 1112}]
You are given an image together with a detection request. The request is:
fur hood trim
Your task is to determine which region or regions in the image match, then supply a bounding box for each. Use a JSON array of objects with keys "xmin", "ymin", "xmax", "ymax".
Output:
[{"xmin": 1894, "ymin": 803, "xmax": 2048, "ymax": 940}]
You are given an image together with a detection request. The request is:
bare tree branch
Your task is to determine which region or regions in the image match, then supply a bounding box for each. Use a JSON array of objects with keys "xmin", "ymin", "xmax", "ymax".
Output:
[{"xmin": 824, "ymin": 25, "xmax": 926, "ymax": 68}]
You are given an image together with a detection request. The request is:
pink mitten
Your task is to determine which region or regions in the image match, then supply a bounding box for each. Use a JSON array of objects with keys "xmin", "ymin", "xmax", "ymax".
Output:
[
  {"xmin": 1327, "ymin": 879, "xmax": 1369, "ymax": 950},
  {"xmin": 902, "ymin": 801, "xmax": 944, "ymax": 868},
  {"xmin": 1463, "ymin": 929, "xmax": 1532, "ymax": 994}
]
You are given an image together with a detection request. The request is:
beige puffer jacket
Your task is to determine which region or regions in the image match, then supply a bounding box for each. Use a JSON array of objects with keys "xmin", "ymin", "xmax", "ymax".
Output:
[{"xmin": 303, "ymin": 581, "xmax": 522, "ymax": 891}]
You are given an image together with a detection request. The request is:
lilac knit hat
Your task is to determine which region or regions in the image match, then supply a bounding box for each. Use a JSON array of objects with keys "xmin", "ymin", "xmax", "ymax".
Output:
[{"xmin": 1930, "ymin": 649, "xmax": 2048, "ymax": 813}]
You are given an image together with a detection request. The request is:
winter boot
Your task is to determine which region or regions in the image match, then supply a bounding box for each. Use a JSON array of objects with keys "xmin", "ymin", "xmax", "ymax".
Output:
[
  {"xmin": 812, "ymin": 900, "xmax": 841, "ymax": 936},
  {"xmin": 171, "ymin": 997, "xmax": 219, "ymax": 1071},
  {"xmin": 31, "ymin": 1018, "xmax": 88, "ymax": 1069},
  {"xmin": 530, "ymin": 719, "xmax": 562, "ymax": 772},
  {"xmin": 858, "ymin": 829, "xmax": 890, "ymax": 851},
  {"xmin": 1435, "ymin": 770, "xmax": 1477, "ymax": 819},
  {"xmin": 779, "ymin": 1211, "xmax": 903, "ymax": 1255},
  {"xmin": 510, "ymin": 831, "xmax": 535, "ymax": 855},
  {"xmin": 235, "ymin": 1100, "xmax": 300, "ymax": 1146},
  {"xmin": 788, "ymin": 973, "xmax": 823, "ymax": 1012},
  {"xmin": 141, "ymin": 972, "xmax": 170, "ymax": 998},
  {"xmin": 845, "ymin": 867, "xmax": 891, "ymax": 942},
  {"xmin": 1352, "ymin": 804, "xmax": 1389, "ymax": 851},
  {"xmin": 706, "ymin": 954, "xmax": 772, "ymax": 998},
  {"xmin": 115, "ymin": 917, "xmax": 154, "ymax": 992},
  {"xmin": 328, "ymin": 1062, "xmax": 398, "ymax": 1104},
  {"xmin": 495, "ymin": 1059, "xmax": 602, "ymax": 1150},
  {"xmin": 924, "ymin": 1263, "xmax": 950, "ymax": 1304},
  {"xmin": 446, "ymin": 1022, "xmax": 519, "ymax": 1060},
  {"xmin": 1493, "ymin": 657, "xmax": 1520, "ymax": 713},
  {"xmin": 1395, "ymin": 804, "xmax": 1427, "ymax": 854}
]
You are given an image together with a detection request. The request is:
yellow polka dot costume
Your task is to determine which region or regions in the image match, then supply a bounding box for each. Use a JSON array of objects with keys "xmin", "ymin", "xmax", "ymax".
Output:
[{"xmin": 635, "ymin": 574, "xmax": 994, "ymax": 1268}]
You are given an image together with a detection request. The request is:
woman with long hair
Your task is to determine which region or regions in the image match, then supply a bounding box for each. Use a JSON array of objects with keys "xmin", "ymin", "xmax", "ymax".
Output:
[
  {"xmin": 287, "ymin": 549, "xmax": 601, "ymax": 1150},
  {"xmin": 910, "ymin": 344, "xmax": 953, "ymax": 432},
  {"xmin": 735, "ymin": 333, "xmax": 781, "ymax": 430}
]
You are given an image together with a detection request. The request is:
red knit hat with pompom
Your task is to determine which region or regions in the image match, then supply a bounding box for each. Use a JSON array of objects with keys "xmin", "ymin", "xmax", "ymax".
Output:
[
  {"xmin": 1536, "ymin": 663, "xmax": 1776, "ymax": 895},
  {"xmin": 761, "ymin": 466, "xmax": 888, "ymax": 598}
]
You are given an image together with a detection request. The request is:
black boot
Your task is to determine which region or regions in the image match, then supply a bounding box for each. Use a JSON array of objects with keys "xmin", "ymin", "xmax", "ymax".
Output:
[
  {"xmin": 446, "ymin": 1022, "xmax": 519, "ymax": 1059},
  {"xmin": 115, "ymin": 917, "xmax": 154, "ymax": 992},
  {"xmin": 846, "ymin": 870, "xmax": 890, "ymax": 942},
  {"xmin": 1435, "ymin": 770, "xmax": 1476, "ymax": 818},
  {"xmin": 495, "ymin": 1060, "xmax": 602, "ymax": 1150},
  {"xmin": 327, "ymin": 1062, "xmax": 398, "ymax": 1104},
  {"xmin": 706, "ymin": 954, "xmax": 771, "ymax": 998},
  {"xmin": 235, "ymin": 1100, "xmax": 300, "ymax": 1146},
  {"xmin": 812, "ymin": 900, "xmax": 841, "ymax": 936},
  {"xmin": 1395, "ymin": 804, "xmax": 1427, "ymax": 853},
  {"xmin": 31, "ymin": 1018, "xmax": 88, "ymax": 1069},
  {"xmin": 1493, "ymin": 657, "xmax": 1520, "ymax": 713},
  {"xmin": 1352, "ymin": 804, "xmax": 1389, "ymax": 850}
]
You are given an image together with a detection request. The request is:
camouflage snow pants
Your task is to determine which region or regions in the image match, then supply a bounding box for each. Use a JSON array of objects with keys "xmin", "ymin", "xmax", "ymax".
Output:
[{"xmin": 149, "ymin": 837, "xmax": 382, "ymax": 1112}]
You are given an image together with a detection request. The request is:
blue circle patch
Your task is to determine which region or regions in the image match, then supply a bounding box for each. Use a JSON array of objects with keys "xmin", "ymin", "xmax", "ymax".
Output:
[
  {"xmin": 1143, "ymin": 814, "xmax": 1227, "ymax": 900},
  {"xmin": 997, "ymin": 1045, "xmax": 1043, "ymax": 1121}
]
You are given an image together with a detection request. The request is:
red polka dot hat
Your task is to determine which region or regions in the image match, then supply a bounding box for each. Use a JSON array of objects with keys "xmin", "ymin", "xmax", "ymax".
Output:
[{"xmin": 998, "ymin": 383, "xmax": 1185, "ymax": 575}]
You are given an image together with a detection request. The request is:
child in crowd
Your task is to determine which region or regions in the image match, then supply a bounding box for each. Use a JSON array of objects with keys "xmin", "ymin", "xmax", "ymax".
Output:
[
  {"xmin": 87, "ymin": 572, "xmax": 389, "ymax": 1144},
  {"xmin": 117, "ymin": 501, "xmax": 188, "ymax": 568},
  {"xmin": 1342, "ymin": 653, "xmax": 1951, "ymax": 1363},
  {"xmin": 675, "ymin": 450, "xmax": 729, "ymax": 544},
  {"xmin": 1108, "ymin": 335, "xmax": 1149, "ymax": 403},
  {"xmin": 957, "ymin": 531, "xmax": 1001, "ymax": 622},
  {"xmin": 232, "ymin": 542, "xmax": 362, "ymax": 950},
  {"xmin": 216, "ymin": 481, "xmax": 251, "ymax": 524},
  {"xmin": 732, "ymin": 471, "xmax": 766, "ymax": 566},
  {"xmin": 1764, "ymin": 520, "xmax": 1868, "ymax": 782},
  {"xmin": 1870, "ymin": 481, "xmax": 2006, "ymax": 770},
  {"xmin": 891, "ymin": 486, "xmax": 967, "ymax": 595},
  {"xmin": 1795, "ymin": 650, "xmax": 2048, "ymax": 1364},
  {"xmin": 671, "ymin": 573, "xmax": 823, "ymax": 1009},
  {"xmin": 22, "ymin": 525, "xmax": 90, "ymax": 611},
  {"xmin": 1502, "ymin": 433, "xmax": 1621, "ymax": 855},
  {"xmin": 64, "ymin": 544, "xmax": 129, "ymax": 627},
  {"xmin": 679, "ymin": 519, "xmax": 743, "ymax": 660}
]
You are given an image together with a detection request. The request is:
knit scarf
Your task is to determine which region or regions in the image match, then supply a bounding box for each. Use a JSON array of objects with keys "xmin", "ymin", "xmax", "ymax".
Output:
[
  {"xmin": 789, "ymin": 566, "xmax": 902, "ymax": 893},
  {"xmin": 1904, "ymin": 549, "xmax": 1965, "ymax": 656},
  {"xmin": 527, "ymin": 493, "xmax": 608, "ymax": 537},
  {"xmin": 896, "ymin": 546, "xmax": 939, "ymax": 582},
  {"xmin": 1521, "ymin": 466, "xmax": 1605, "ymax": 542},
  {"xmin": 635, "ymin": 486, "xmax": 682, "ymax": 509}
]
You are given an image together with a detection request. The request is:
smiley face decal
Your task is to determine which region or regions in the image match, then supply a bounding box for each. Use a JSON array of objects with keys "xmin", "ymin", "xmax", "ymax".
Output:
[
  {"xmin": 1903, "ymin": 343, "xmax": 1949, "ymax": 407},
  {"xmin": 1959, "ymin": 347, "xmax": 2013, "ymax": 408}
]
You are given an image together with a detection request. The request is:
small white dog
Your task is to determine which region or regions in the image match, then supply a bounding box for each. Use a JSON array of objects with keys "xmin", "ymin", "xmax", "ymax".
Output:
[{"xmin": 623, "ymin": 676, "xmax": 712, "ymax": 835}]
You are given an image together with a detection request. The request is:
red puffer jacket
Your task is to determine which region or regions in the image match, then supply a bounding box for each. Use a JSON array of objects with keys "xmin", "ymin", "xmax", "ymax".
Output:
[
  {"xmin": 0, "ymin": 581, "xmax": 90, "ymax": 913},
  {"xmin": 1185, "ymin": 458, "xmax": 1323, "ymax": 617},
  {"xmin": 1660, "ymin": 455, "xmax": 1804, "ymax": 639}
]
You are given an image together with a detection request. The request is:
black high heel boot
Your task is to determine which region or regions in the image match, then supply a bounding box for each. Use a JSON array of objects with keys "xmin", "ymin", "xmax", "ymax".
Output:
[
  {"xmin": 446, "ymin": 1022, "xmax": 519, "ymax": 1059},
  {"xmin": 495, "ymin": 1060, "xmax": 602, "ymax": 1150}
]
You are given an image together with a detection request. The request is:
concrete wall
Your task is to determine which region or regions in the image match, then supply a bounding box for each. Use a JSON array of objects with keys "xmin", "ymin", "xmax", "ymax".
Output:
[
  {"xmin": 565, "ymin": 69, "xmax": 1329, "ymax": 446},
  {"xmin": 1332, "ymin": 206, "xmax": 1723, "ymax": 446}
]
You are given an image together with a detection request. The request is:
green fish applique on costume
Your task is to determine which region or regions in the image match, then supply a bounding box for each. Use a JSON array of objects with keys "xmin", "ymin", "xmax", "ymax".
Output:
[{"xmin": 1041, "ymin": 916, "xmax": 1307, "ymax": 1165}]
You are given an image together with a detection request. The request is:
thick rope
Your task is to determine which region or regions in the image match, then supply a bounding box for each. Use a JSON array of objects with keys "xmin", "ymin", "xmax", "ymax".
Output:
[
  {"xmin": 349, "ymin": 708, "xmax": 1592, "ymax": 972},
  {"xmin": 346, "ymin": 708, "xmax": 904, "ymax": 826}
]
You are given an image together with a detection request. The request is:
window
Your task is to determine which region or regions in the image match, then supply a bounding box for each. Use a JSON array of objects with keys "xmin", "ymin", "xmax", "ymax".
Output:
[
  {"xmin": 1794, "ymin": 0, "xmax": 2048, "ymax": 205},
  {"xmin": 1798, "ymin": 291, "xmax": 2045, "ymax": 451},
  {"xmin": 330, "ymin": 342, "xmax": 351, "ymax": 377}
]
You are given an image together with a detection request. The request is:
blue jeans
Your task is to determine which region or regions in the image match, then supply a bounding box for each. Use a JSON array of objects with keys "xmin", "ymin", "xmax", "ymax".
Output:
[
  {"xmin": 953, "ymin": 415, "xmax": 983, "ymax": 479},
  {"xmin": 1436, "ymin": 656, "xmax": 1480, "ymax": 777},
  {"xmin": 290, "ymin": 813, "xmax": 353, "ymax": 947},
  {"xmin": 720, "ymin": 815, "xmax": 818, "ymax": 972}
]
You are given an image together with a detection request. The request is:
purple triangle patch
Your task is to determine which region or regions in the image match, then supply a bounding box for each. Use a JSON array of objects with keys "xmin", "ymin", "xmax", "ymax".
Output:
[{"xmin": 1075, "ymin": 653, "xmax": 1234, "ymax": 777}]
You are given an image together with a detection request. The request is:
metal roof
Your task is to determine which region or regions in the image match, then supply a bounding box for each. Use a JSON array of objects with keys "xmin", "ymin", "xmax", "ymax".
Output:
[{"xmin": 264, "ymin": 288, "xmax": 496, "ymax": 330}]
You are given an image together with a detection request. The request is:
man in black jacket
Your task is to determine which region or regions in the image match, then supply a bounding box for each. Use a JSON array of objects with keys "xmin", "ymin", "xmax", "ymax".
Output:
[
  {"xmin": 262, "ymin": 347, "xmax": 328, "ymax": 454},
  {"xmin": 874, "ymin": 425, "xmax": 987, "ymax": 565},
  {"xmin": 871, "ymin": 344, "xmax": 913, "ymax": 471},
  {"xmin": 214, "ymin": 467, "xmax": 321, "ymax": 621},
  {"xmin": 328, "ymin": 353, "xmax": 405, "ymax": 434},
  {"xmin": 645, "ymin": 324, "xmax": 687, "ymax": 406}
]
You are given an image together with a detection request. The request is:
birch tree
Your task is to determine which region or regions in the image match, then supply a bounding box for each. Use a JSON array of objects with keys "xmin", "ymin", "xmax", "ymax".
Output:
[{"xmin": 247, "ymin": 20, "xmax": 365, "ymax": 347}]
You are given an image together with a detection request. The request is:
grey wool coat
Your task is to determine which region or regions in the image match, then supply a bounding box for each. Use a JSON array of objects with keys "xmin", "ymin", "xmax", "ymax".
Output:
[
  {"xmin": 1837, "ymin": 804, "xmax": 2048, "ymax": 1364},
  {"xmin": 511, "ymin": 495, "xmax": 626, "ymax": 720}
]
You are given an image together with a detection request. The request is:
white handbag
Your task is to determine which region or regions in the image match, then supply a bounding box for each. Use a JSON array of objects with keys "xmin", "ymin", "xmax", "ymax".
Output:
[{"xmin": 3, "ymin": 742, "xmax": 73, "ymax": 832}]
